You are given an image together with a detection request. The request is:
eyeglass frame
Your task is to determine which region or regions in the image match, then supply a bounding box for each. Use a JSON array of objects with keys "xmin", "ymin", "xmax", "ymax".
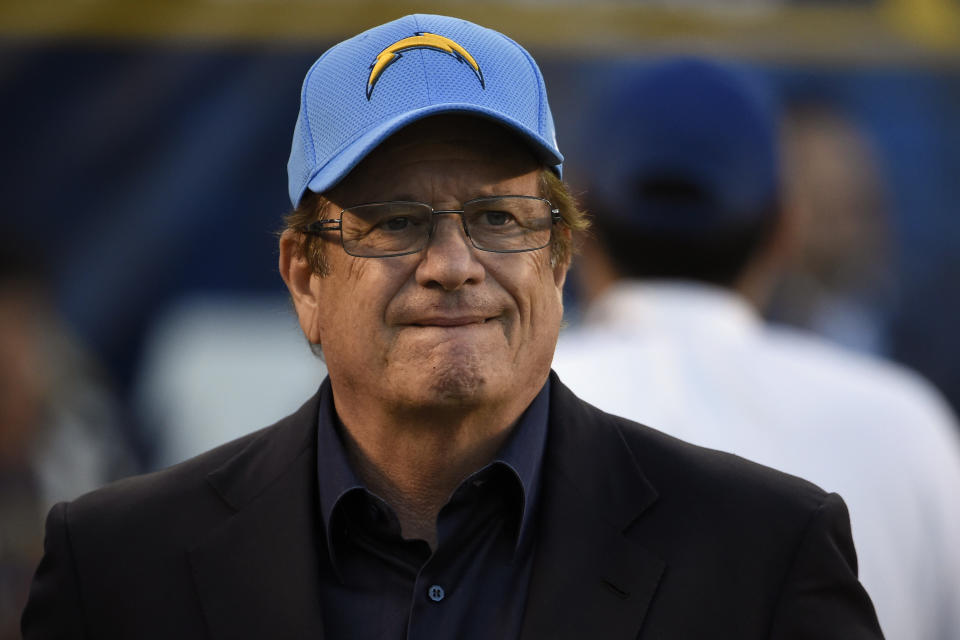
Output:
[{"xmin": 302, "ymin": 195, "xmax": 562, "ymax": 258}]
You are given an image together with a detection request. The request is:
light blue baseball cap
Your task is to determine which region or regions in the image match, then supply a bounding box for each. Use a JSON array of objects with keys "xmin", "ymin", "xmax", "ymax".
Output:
[{"xmin": 287, "ymin": 14, "xmax": 563, "ymax": 208}]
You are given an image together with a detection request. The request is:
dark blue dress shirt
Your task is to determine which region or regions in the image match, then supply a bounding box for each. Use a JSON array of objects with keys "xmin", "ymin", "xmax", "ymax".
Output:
[{"xmin": 315, "ymin": 380, "xmax": 550, "ymax": 639}]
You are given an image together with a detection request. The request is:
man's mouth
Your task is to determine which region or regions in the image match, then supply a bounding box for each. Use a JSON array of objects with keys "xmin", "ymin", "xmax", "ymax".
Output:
[{"xmin": 410, "ymin": 315, "xmax": 492, "ymax": 327}]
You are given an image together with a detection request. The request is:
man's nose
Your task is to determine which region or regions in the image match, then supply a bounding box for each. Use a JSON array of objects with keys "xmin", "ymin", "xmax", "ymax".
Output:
[{"xmin": 415, "ymin": 213, "xmax": 486, "ymax": 291}]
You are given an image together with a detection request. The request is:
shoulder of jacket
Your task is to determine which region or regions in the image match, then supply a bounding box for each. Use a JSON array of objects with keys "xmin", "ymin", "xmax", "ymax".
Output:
[
  {"xmin": 605, "ymin": 407, "xmax": 830, "ymax": 512},
  {"xmin": 63, "ymin": 400, "xmax": 313, "ymax": 537}
]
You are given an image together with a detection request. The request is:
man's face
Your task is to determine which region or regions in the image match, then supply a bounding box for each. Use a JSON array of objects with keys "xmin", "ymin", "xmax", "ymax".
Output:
[{"xmin": 291, "ymin": 116, "xmax": 568, "ymax": 416}]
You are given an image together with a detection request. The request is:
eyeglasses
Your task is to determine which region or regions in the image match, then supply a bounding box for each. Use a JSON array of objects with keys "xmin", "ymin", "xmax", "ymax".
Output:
[{"xmin": 303, "ymin": 196, "xmax": 561, "ymax": 258}]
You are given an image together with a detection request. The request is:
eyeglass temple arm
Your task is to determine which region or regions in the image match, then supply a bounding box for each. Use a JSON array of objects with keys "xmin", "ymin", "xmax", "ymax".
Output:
[{"xmin": 304, "ymin": 219, "xmax": 341, "ymax": 235}]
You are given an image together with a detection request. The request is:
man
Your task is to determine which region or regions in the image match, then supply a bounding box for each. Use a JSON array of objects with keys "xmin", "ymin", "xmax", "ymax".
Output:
[
  {"xmin": 23, "ymin": 16, "xmax": 883, "ymax": 639},
  {"xmin": 553, "ymin": 58, "xmax": 960, "ymax": 640}
]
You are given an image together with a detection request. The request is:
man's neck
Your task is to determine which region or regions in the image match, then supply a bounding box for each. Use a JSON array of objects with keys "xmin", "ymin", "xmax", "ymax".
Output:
[{"xmin": 333, "ymin": 398, "xmax": 531, "ymax": 549}]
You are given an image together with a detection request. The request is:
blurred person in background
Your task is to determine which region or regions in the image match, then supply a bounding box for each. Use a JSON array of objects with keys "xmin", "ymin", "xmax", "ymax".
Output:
[
  {"xmin": 766, "ymin": 102, "xmax": 897, "ymax": 356},
  {"xmin": 552, "ymin": 57, "xmax": 960, "ymax": 640},
  {"xmin": 0, "ymin": 230, "xmax": 136, "ymax": 639}
]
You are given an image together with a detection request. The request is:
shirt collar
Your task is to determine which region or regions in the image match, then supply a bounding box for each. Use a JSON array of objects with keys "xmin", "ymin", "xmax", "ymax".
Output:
[
  {"xmin": 480, "ymin": 376, "xmax": 550, "ymax": 556},
  {"xmin": 316, "ymin": 377, "xmax": 550, "ymax": 563},
  {"xmin": 315, "ymin": 381, "xmax": 364, "ymax": 566},
  {"xmin": 583, "ymin": 280, "xmax": 760, "ymax": 340}
]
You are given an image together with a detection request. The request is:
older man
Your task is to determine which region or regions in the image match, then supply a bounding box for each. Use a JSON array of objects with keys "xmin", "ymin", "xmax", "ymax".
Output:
[{"xmin": 23, "ymin": 15, "xmax": 882, "ymax": 639}]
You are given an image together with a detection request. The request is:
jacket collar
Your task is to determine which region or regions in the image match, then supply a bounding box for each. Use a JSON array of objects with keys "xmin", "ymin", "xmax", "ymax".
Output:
[
  {"xmin": 519, "ymin": 372, "xmax": 665, "ymax": 640},
  {"xmin": 189, "ymin": 386, "xmax": 328, "ymax": 639},
  {"xmin": 189, "ymin": 375, "xmax": 665, "ymax": 639}
]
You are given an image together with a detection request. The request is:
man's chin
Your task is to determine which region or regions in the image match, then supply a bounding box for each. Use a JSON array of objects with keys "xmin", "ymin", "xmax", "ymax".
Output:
[
  {"xmin": 426, "ymin": 354, "xmax": 487, "ymax": 403},
  {"xmin": 384, "ymin": 336, "xmax": 512, "ymax": 409}
]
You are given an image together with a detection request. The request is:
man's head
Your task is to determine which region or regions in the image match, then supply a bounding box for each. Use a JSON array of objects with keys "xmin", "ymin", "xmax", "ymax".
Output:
[
  {"xmin": 286, "ymin": 14, "xmax": 562, "ymax": 206},
  {"xmin": 279, "ymin": 15, "xmax": 585, "ymax": 417},
  {"xmin": 575, "ymin": 57, "xmax": 783, "ymax": 299}
]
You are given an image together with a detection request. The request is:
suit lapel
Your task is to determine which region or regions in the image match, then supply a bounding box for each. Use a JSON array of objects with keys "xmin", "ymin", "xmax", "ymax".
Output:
[
  {"xmin": 185, "ymin": 376, "xmax": 666, "ymax": 639},
  {"xmin": 520, "ymin": 373, "xmax": 666, "ymax": 640},
  {"xmin": 188, "ymin": 389, "xmax": 327, "ymax": 639}
]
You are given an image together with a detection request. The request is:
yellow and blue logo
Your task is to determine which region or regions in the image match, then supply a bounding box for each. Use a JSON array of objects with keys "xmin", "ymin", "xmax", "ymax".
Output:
[{"xmin": 367, "ymin": 32, "xmax": 484, "ymax": 100}]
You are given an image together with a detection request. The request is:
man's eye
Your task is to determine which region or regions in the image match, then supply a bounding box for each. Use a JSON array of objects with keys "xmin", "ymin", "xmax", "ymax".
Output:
[
  {"xmin": 482, "ymin": 210, "xmax": 514, "ymax": 226},
  {"xmin": 381, "ymin": 216, "xmax": 411, "ymax": 231}
]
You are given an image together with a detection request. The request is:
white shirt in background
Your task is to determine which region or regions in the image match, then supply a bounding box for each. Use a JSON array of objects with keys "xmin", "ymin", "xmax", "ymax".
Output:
[{"xmin": 553, "ymin": 280, "xmax": 960, "ymax": 640}]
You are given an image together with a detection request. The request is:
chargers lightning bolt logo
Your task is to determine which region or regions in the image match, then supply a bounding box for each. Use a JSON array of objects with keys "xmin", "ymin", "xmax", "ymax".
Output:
[{"xmin": 367, "ymin": 32, "xmax": 485, "ymax": 100}]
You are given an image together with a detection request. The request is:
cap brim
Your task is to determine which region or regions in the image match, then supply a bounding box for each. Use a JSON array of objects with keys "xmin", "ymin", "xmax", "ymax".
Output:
[{"xmin": 301, "ymin": 103, "xmax": 563, "ymax": 202}]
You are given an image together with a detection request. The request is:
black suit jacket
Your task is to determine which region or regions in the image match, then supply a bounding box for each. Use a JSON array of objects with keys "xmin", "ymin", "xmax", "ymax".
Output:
[{"xmin": 23, "ymin": 373, "xmax": 883, "ymax": 639}]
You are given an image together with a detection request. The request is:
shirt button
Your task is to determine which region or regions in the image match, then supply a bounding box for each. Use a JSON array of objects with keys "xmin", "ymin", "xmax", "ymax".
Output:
[{"xmin": 427, "ymin": 584, "xmax": 445, "ymax": 602}]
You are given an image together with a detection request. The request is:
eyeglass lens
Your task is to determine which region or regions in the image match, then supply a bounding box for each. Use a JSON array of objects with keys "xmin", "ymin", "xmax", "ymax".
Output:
[{"xmin": 340, "ymin": 197, "xmax": 553, "ymax": 257}]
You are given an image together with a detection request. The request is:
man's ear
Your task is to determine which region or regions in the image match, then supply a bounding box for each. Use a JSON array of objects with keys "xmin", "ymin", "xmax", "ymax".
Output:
[
  {"xmin": 552, "ymin": 226, "xmax": 572, "ymax": 290},
  {"xmin": 574, "ymin": 231, "xmax": 619, "ymax": 307},
  {"xmin": 279, "ymin": 230, "xmax": 323, "ymax": 344}
]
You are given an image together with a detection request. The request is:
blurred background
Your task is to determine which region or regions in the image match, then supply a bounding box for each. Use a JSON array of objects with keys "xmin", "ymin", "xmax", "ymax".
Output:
[{"xmin": 1, "ymin": 0, "xmax": 959, "ymax": 634}]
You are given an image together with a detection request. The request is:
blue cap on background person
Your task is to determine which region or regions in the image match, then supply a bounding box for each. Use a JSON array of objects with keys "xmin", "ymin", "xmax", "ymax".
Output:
[
  {"xmin": 287, "ymin": 14, "xmax": 563, "ymax": 207},
  {"xmin": 582, "ymin": 57, "xmax": 780, "ymax": 234}
]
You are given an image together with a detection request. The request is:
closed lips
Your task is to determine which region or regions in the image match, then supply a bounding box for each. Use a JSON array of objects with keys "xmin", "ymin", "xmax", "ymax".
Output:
[{"xmin": 410, "ymin": 315, "xmax": 491, "ymax": 326}]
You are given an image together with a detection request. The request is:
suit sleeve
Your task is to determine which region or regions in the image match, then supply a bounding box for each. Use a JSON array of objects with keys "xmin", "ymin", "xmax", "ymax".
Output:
[
  {"xmin": 21, "ymin": 501, "xmax": 89, "ymax": 639},
  {"xmin": 768, "ymin": 492, "xmax": 884, "ymax": 639}
]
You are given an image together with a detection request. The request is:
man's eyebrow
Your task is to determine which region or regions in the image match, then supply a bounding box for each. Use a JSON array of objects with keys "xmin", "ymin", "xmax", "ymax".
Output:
[
  {"xmin": 469, "ymin": 190, "xmax": 518, "ymax": 198},
  {"xmin": 343, "ymin": 188, "xmax": 535, "ymax": 208}
]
